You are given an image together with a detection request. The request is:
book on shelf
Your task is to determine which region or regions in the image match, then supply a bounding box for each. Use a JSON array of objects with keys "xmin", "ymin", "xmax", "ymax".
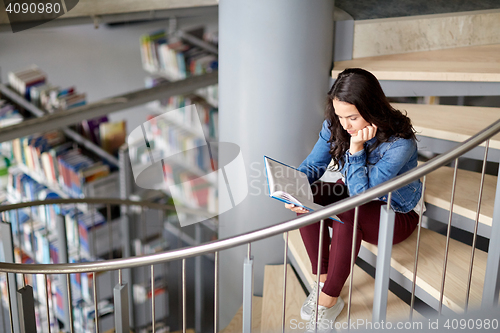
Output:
[
  {"xmin": 45, "ymin": 141, "xmax": 74, "ymax": 183},
  {"xmin": 57, "ymin": 92, "xmax": 86, "ymax": 110},
  {"xmin": 141, "ymin": 27, "xmax": 218, "ymax": 80},
  {"xmin": 180, "ymin": 172, "xmax": 212, "ymax": 207},
  {"xmin": 133, "ymin": 276, "xmax": 168, "ymax": 304},
  {"xmin": 7, "ymin": 66, "xmax": 96, "ymax": 160},
  {"xmin": 57, "ymin": 148, "xmax": 102, "ymax": 197},
  {"xmin": 14, "ymin": 247, "xmax": 34, "ymax": 287},
  {"xmin": 9, "ymin": 66, "xmax": 88, "ymax": 113},
  {"xmin": 8, "ymin": 65, "xmax": 47, "ymax": 100},
  {"xmin": 0, "ymin": 101, "xmax": 21, "ymax": 161},
  {"xmin": 52, "ymin": 279, "xmax": 66, "ymax": 319},
  {"xmin": 81, "ymin": 116, "xmax": 108, "ymax": 146},
  {"xmin": 145, "ymin": 77, "xmax": 218, "ymax": 140},
  {"xmin": 133, "ymin": 235, "xmax": 169, "ymax": 257},
  {"xmin": 204, "ymin": 29, "xmax": 218, "ymax": 45},
  {"xmin": 6, "ymin": 193, "xmax": 31, "ymax": 233},
  {"xmin": 85, "ymin": 298, "xmax": 115, "ymax": 321},
  {"xmin": 7, "ymin": 130, "xmax": 116, "ymax": 199},
  {"xmin": 64, "ymin": 209, "xmax": 106, "ymax": 258},
  {"xmin": 264, "ymin": 156, "xmax": 341, "ymax": 223},
  {"xmin": 79, "ymin": 162, "xmax": 110, "ymax": 183},
  {"xmin": 29, "ymin": 82, "xmax": 56, "ymax": 107},
  {"xmin": 161, "ymin": 162, "xmax": 216, "ymax": 212},
  {"xmin": 99, "ymin": 120, "xmax": 126, "ymax": 156},
  {"xmin": 140, "ymin": 29, "xmax": 168, "ymax": 72},
  {"xmin": 0, "ymin": 99, "xmax": 23, "ymax": 128},
  {"xmin": 134, "ymin": 113, "xmax": 213, "ymax": 173}
]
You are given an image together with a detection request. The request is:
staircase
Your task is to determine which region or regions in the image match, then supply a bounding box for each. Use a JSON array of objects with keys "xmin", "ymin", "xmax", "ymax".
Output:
[
  {"xmin": 332, "ymin": 6, "xmax": 500, "ymax": 319},
  {"xmin": 220, "ymin": 8, "xmax": 500, "ymax": 330}
]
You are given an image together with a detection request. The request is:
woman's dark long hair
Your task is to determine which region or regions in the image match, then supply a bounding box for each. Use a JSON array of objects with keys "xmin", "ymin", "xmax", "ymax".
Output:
[{"xmin": 326, "ymin": 68, "xmax": 416, "ymax": 168}]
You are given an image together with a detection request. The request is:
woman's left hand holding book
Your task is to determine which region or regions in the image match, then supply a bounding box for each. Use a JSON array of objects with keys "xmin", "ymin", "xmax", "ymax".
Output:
[{"xmin": 285, "ymin": 203, "xmax": 310, "ymax": 214}]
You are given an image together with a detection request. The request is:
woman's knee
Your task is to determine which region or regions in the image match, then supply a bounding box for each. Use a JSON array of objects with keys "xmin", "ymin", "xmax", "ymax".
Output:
[{"xmin": 311, "ymin": 182, "xmax": 349, "ymax": 206}]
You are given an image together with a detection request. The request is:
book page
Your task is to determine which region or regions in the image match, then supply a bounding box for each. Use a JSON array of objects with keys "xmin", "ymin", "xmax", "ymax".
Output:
[
  {"xmin": 265, "ymin": 156, "xmax": 342, "ymax": 223},
  {"xmin": 273, "ymin": 191, "xmax": 302, "ymax": 206},
  {"xmin": 264, "ymin": 156, "xmax": 312, "ymax": 203}
]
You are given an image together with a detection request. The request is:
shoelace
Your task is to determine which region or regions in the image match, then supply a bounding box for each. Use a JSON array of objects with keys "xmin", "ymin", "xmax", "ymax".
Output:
[
  {"xmin": 308, "ymin": 307, "xmax": 326, "ymax": 331},
  {"xmin": 312, "ymin": 307, "xmax": 326, "ymax": 321},
  {"xmin": 305, "ymin": 284, "xmax": 320, "ymax": 306}
]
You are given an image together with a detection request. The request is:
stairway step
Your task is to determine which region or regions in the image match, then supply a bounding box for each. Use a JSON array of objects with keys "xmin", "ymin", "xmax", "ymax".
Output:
[
  {"xmin": 220, "ymin": 296, "xmax": 263, "ymax": 333},
  {"xmin": 348, "ymin": 9, "xmax": 500, "ymax": 58},
  {"xmin": 424, "ymin": 164, "xmax": 497, "ymax": 227},
  {"xmin": 287, "ymin": 230, "xmax": 415, "ymax": 325},
  {"xmin": 261, "ymin": 264, "xmax": 307, "ymax": 332},
  {"xmin": 362, "ymin": 226, "xmax": 487, "ymax": 313},
  {"xmin": 393, "ymin": 103, "xmax": 500, "ymax": 149},
  {"xmin": 332, "ymin": 44, "xmax": 500, "ymax": 82}
]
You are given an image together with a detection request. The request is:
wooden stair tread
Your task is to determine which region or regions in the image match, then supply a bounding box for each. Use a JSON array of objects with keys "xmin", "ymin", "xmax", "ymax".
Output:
[
  {"xmin": 424, "ymin": 164, "xmax": 497, "ymax": 227},
  {"xmin": 261, "ymin": 264, "xmax": 307, "ymax": 332},
  {"xmin": 287, "ymin": 230, "xmax": 415, "ymax": 325},
  {"xmin": 392, "ymin": 103, "xmax": 500, "ymax": 149},
  {"xmin": 220, "ymin": 296, "xmax": 263, "ymax": 333},
  {"xmin": 362, "ymin": 227, "xmax": 487, "ymax": 313},
  {"xmin": 332, "ymin": 44, "xmax": 500, "ymax": 82}
]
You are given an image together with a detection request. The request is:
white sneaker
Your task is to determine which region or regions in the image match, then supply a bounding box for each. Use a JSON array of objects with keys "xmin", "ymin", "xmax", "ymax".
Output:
[
  {"xmin": 300, "ymin": 282, "xmax": 324, "ymax": 321},
  {"xmin": 306, "ymin": 296, "xmax": 344, "ymax": 332}
]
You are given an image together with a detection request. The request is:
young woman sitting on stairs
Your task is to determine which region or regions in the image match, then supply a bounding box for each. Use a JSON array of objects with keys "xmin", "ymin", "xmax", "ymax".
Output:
[{"xmin": 285, "ymin": 68, "xmax": 423, "ymax": 331}]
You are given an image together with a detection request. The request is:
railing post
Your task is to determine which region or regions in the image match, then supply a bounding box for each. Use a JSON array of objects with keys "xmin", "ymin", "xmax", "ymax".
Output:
[
  {"xmin": 372, "ymin": 202, "xmax": 396, "ymax": 323},
  {"xmin": 56, "ymin": 214, "xmax": 72, "ymax": 332},
  {"xmin": 114, "ymin": 282, "xmax": 130, "ymax": 333},
  {"xmin": 0, "ymin": 222, "xmax": 21, "ymax": 333},
  {"xmin": 195, "ymin": 224, "xmax": 202, "ymax": 333},
  {"xmin": 242, "ymin": 244, "xmax": 253, "ymax": 333},
  {"xmin": 482, "ymin": 160, "xmax": 500, "ymax": 308},
  {"xmin": 17, "ymin": 285, "xmax": 37, "ymax": 333},
  {"xmin": 214, "ymin": 251, "xmax": 219, "ymax": 333},
  {"xmin": 119, "ymin": 145, "xmax": 135, "ymax": 329}
]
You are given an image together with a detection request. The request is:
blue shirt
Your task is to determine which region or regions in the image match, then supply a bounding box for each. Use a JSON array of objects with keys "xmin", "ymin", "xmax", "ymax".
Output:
[{"xmin": 298, "ymin": 120, "xmax": 422, "ymax": 213}]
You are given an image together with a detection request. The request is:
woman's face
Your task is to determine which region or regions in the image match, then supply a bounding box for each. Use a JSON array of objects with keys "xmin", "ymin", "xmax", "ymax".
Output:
[{"xmin": 333, "ymin": 99, "xmax": 371, "ymax": 136}]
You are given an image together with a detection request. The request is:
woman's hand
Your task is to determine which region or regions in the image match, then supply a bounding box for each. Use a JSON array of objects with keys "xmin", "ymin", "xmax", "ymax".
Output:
[
  {"xmin": 285, "ymin": 203, "xmax": 310, "ymax": 214},
  {"xmin": 350, "ymin": 124, "xmax": 377, "ymax": 154}
]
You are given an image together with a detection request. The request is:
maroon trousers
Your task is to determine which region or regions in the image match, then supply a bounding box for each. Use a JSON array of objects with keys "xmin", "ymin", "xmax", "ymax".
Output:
[{"xmin": 299, "ymin": 181, "xmax": 418, "ymax": 297}]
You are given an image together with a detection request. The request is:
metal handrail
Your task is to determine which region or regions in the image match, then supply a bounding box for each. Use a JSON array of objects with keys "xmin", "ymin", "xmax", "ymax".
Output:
[
  {"xmin": 1, "ymin": 119, "xmax": 499, "ymax": 275},
  {"xmin": 0, "ymin": 197, "xmax": 211, "ymax": 217}
]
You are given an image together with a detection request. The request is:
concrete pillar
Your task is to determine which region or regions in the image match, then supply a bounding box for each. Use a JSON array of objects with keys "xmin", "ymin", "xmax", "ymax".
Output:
[{"xmin": 218, "ymin": 0, "xmax": 335, "ymax": 328}]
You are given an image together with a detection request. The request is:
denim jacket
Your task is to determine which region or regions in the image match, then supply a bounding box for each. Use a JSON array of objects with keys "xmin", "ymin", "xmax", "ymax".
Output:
[{"xmin": 298, "ymin": 120, "xmax": 422, "ymax": 213}]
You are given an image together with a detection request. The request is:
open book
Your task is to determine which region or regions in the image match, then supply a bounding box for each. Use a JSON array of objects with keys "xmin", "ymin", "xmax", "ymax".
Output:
[{"xmin": 264, "ymin": 156, "xmax": 342, "ymax": 223}]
